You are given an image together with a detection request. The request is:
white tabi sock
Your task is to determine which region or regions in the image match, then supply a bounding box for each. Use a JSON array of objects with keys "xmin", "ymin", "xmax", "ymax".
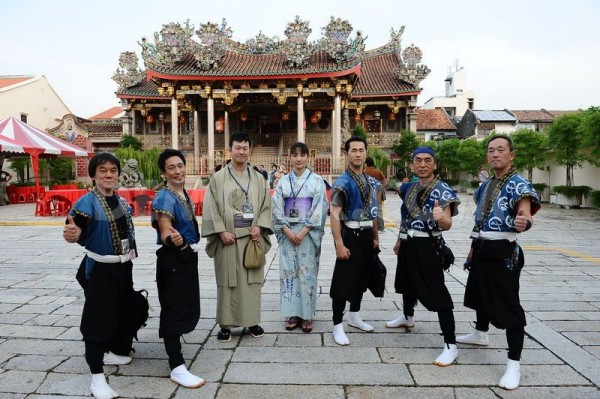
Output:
[
  {"xmin": 456, "ymin": 329, "xmax": 489, "ymax": 346},
  {"xmin": 434, "ymin": 343, "xmax": 458, "ymax": 366},
  {"xmin": 386, "ymin": 314, "xmax": 414, "ymax": 328},
  {"xmin": 499, "ymin": 359, "xmax": 521, "ymax": 390},
  {"xmin": 348, "ymin": 311, "xmax": 374, "ymax": 332},
  {"xmin": 103, "ymin": 351, "xmax": 132, "ymax": 365},
  {"xmin": 90, "ymin": 373, "xmax": 118, "ymax": 399},
  {"xmin": 170, "ymin": 364, "xmax": 205, "ymax": 388},
  {"xmin": 332, "ymin": 323, "xmax": 350, "ymax": 346}
]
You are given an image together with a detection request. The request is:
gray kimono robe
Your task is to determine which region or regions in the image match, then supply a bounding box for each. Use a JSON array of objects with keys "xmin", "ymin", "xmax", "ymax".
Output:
[{"xmin": 201, "ymin": 164, "xmax": 273, "ymax": 328}]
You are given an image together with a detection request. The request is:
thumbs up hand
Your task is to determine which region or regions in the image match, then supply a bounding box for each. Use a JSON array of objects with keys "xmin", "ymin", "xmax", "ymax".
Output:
[
  {"xmin": 167, "ymin": 225, "xmax": 184, "ymax": 246},
  {"xmin": 63, "ymin": 214, "xmax": 81, "ymax": 243},
  {"xmin": 432, "ymin": 199, "xmax": 444, "ymax": 221},
  {"xmin": 514, "ymin": 208, "xmax": 531, "ymax": 232}
]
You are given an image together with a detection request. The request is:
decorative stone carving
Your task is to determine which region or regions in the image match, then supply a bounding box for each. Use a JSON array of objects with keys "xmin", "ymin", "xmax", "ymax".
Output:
[
  {"xmin": 347, "ymin": 31, "xmax": 367, "ymax": 60},
  {"xmin": 191, "ymin": 19, "xmax": 232, "ymax": 70},
  {"xmin": 112, "ymin": 52, "xmax": 145, "ymax": 89},
  {"xmin": 119, "ymin": 159, "xmax": 143, "ymax": 188},
  {"xmin": 140, "ymin": 20, "xmax": 194, "ymax": 68},
  {"xmin": 280, "ymin": 16, "xmax": 314, "ymax": 68},
  {"xmin": 246, "ymin": 31, "xmax": 279, "ymax": 54},
  {"xmin": 319, "ymin": 16, "xmax": 355, "ymax": 63},
  {"xmin": 342, "ymin": 108, "xmax": 350, "ymax": 136},
  {"xmin": 397, "ymin": 44, "xmax": 431, "ymax": 86},
  {"xmin": 391, "ymin": 26, "xmax": 406, "ymax": 61}
]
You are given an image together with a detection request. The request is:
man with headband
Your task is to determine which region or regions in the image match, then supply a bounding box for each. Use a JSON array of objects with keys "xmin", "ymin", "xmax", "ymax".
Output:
[{"xmin": 387, "ymin": 146, "xmax": 461, "ymax": 366}]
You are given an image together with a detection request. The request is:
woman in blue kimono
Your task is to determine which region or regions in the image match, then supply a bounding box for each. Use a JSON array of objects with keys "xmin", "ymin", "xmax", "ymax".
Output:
[{"xmin": 272, "ymin": 142, "xmax": 328, "ymax": 333}]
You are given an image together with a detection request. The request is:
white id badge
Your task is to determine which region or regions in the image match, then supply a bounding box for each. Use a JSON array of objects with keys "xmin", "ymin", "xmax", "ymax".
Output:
[
  {"xmin": 242, "ymin": 203, "xmax": 254, "ymax": 220},
  {"xmin": 120, "ymin": 239, "xmax": 130, "ymax": 255},
  {"xmin": 399, "ymin": 228, "xmax": 408, "ymax": 240},
  {"xmin": 359, "ymin": 211, "xmax": 371, "ymax": 227},
  {"xmin": 288, "ymin": 208, "xmax": 299, "ymax": 223},
  {"xmin": 470, "ymin": 227, "xmax": 480, "ymax": 239}
]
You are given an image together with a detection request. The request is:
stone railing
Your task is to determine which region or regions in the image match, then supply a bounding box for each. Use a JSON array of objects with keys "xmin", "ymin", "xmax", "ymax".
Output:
[{"xmin": 186, "ymin": 154, "xmax": 346, "ymax": 179}]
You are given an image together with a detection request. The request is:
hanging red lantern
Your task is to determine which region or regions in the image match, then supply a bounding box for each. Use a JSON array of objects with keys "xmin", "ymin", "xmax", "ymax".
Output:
[
  {"xmin": 179, "ymin": 115, "xmax": 187, "ymax": 124},
  {"xmin": 310, "ymin": 114, "xmax": 318, "ymax": 124},
  {"xmin": 281, "ymin": 111, "xmax": 289, "ymax": 121},
  {"xmin": 146, "ymin": 114, "xmax": 154, "ymax": 124},
  {"xmin": 388, "ymin": 112, "xmax": 397, "ymax": 121},
  {"xmin": 216, "ymin": 116, "xmax": 225, "ymax": 132},
  {"xmin": 240, "ymin": 111, "xmax": 248, "ymax": 121},
  {"xmin": 353, "ymin": 113, "xmax": 361, "ymax": 122}
]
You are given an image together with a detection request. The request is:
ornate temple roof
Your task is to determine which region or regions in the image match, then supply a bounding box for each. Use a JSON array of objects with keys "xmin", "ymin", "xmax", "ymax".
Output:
[
  {"xmin": 352, "ymin": 44, "xmax": 420, "ymax": 98},
  {"xmin": 147, "ymin": 49, "xmax": 361, "ymax": 79},
  {"xmin": 113, "ymin": 18, "xmax": 430, "ymax": 101}
]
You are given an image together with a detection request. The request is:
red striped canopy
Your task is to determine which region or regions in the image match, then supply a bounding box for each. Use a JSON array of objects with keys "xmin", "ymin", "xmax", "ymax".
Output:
[
  {"xmin": 0, "ymin": 116, "xmax": 93, "ymax": 188},
  {"xmin": 0, "ymin": 116, "xmax": 92, "ymax": 157}
]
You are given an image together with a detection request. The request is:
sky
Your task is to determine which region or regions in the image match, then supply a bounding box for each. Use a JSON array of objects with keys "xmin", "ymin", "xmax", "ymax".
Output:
[{"xmin": 1, "ymin": 0, "xmax": 598, "ymax": 118}]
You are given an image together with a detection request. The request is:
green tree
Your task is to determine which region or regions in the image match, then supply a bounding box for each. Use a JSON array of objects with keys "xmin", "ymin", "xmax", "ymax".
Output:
[
  {"xmin": 9, "ymin": 158, "xmax": 30, "ymax": 183},
  {"xmin": 580, "ymin": 106, "xmax": 600, "ymax": 164},
  {"xmin": 119, "ymin": 134, "xmax": 143, "ymax": 151},
  {"xmin": 367, "ymin": 147, "xmax": 391, "ymax": 177},
  {"xmin": 392, "ymin": 130, "xmax": 420, "ymax": 177},
  {"xmin": 351, "ymin": 124, "xmax": 367, "ymax": 141},
  {"xmin": 435, "ymin": 138, "xmax": 461, "ymax": 181},
  {"xmin": 511, "ymin": 129, "xmax": 548, "ymax": 182},
  {"xmin": 46, "ymin": 157, "xmax": 74, "ymax": 184},
  {"xmin": 547, "ymin": 112, "xmax": 586, "ymax": 186},
  {"xmin": 457, "ymin": 139, "xmax": 485, "ymax": 179},
  {"xmin": 115, "ymin": 146, "xmax": 161, "ymax": 188}
]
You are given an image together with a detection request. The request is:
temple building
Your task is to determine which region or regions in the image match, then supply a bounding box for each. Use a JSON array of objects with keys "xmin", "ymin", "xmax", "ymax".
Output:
[{"xmin": 113, "ymin": 16, "xmax": 430, "ymax": 176}]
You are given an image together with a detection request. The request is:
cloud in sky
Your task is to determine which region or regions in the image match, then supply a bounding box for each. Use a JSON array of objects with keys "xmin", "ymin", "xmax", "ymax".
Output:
[{"xmin": 1, "ymin": 0, "xmax": 598, "ymax": 118}]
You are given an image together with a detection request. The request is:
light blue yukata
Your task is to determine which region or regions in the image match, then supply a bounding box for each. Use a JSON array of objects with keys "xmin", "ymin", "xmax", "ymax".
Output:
[{"xmin": 272, "ymin": 169, "xmax": 328, "ymax": 320}]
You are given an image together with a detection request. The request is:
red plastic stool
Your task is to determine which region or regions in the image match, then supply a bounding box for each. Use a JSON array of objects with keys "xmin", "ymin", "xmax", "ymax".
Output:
[
  {"xmin": 130, "ymin": 201, "xmax": 140, "ymax": 216},
  {"xmin": 35, "ymin": 199, "xmax": 50, "ymax": 216},
  {"xmin": 18, "ymin": 194, "xmax": 26, "ymax": 203},
  {"xmin": 145, "ymin": 201, "xmax": 153, "ymax": 215},
  {"xmin": 54, "ymin": 201, "xmax": 68, "ymax": 216},
  {"xmin": 28, "ymin": 193, "xmax": 37, "ymax": 203},
  {"xmin": 9, "ymin": 194, "xmax": 16, "ymax": 204}
]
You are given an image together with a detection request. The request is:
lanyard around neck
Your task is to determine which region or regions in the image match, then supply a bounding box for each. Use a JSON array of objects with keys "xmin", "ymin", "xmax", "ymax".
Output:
[
  {"xmin": 228, "ymin": 164, "xmax": 251, "ymax": 199},
  {"xmin": 289, "ymin": 170, "xmax": 311, "ymax": 199}
]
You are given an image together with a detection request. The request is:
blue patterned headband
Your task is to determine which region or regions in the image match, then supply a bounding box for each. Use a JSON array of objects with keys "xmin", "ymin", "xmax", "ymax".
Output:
[{"xmin": 412, "ymin": 146, "xmax": 435, "ymax": 159}]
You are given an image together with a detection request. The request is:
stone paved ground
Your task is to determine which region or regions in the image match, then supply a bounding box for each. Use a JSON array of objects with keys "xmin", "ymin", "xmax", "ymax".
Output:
[{"xmin": 1, "ymin": 192, "xmax": 599, "ymax": 398}]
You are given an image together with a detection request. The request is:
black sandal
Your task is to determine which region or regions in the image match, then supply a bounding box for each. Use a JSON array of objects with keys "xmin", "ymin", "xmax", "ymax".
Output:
[
  {"xmin": 285, "ymin": 316, "xmax": 301, "ymax": 331},
  {"xmin": 301, "ymin": 320, "xmax": 313, "ymax": 333},
  {"xmin": 248, "ymin": 325, "xmax": 264, "ymax": 337},
  {"xmin": 217, "ymin": 328, "xmax": 231, "ymax": 343}
]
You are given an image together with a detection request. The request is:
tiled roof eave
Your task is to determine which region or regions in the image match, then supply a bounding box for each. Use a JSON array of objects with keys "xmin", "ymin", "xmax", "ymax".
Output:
[
  {"xmin": 146, "ymin": 63, "xmax": 362, "ymax": 81},
  {"xmin": 351, "ymin": 90, "xmax": 421, "ymax": 98},
  {"xmin": 116, "ymin": 92, "xmax": 162, "ymax": 99}
]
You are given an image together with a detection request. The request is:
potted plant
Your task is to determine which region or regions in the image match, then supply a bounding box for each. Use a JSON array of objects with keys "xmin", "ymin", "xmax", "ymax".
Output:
[
  {"xmin": 590, "ymin": 190, "xmax": 600, "ymax": 210},
  {"xmin": 466, "ymin": 180, "xmax": 480, "ymax": 194},
  {"xmin": 445, "ymin": 179, "xmax": 460, "ymax": 191},
  {"xmin": 552, "ymin": 185, "xmax": 592, "ymax": 208},
  {"xmin": 532, "ymin": 183, "xmax": 549, "ymax": 202}
]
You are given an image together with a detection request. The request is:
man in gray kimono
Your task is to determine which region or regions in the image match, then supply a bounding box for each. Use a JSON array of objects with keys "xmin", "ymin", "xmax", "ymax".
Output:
[{"xmin": 201, "ymin": 133, "xmax": 273, "ymax": 343}]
